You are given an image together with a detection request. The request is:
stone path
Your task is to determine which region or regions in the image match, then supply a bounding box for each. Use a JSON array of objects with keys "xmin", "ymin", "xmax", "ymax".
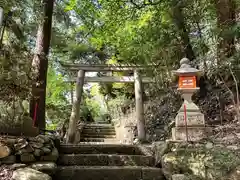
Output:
[
  {"xmin": 53, "ymin": 123, "xmax": 164, "ymax": 180},
  {"xmin": 79, "ymin": 123, "xmax": 120, "ymax": 144},
  {"xmin": 53, "ymin": 144, "xmax": 164, "ymax": 180}
]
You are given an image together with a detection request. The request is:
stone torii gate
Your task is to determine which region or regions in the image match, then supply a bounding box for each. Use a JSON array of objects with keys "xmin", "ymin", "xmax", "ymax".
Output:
[{"xmin": 62, "ymin": 63, "xmax": 155, "ymax": 143}]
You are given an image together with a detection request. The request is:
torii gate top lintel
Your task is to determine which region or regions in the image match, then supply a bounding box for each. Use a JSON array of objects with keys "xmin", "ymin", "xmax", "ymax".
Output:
[
  {"xmin": 61, "ymin": 63, "xmax": 158, "ymax": 72},
  {"xmin": 62, "ymin": 63, "xmax": 157, "ymax": 83}
]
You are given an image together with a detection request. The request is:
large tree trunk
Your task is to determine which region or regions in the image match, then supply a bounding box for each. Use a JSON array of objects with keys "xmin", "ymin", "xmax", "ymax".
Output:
[
  {"xmin": 30, "ymin": 0, "xmax": 54, "ymax": 130},
  {"xmin": 215, "ymin": 0, "xmax": 236, "ymax": 60},
  {"xmin": 171, "ymin": 0, "xmax": 195, "ymax": 61}
]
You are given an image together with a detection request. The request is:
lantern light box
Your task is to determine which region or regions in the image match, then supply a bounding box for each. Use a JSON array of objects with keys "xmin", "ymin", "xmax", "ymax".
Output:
[{"xmin": 178, "ymin": 76, "xmax": 196, "ymax": 89}]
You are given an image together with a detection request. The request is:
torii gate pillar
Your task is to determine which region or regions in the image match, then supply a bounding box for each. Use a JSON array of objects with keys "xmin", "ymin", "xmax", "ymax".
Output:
[
  {"xmin": 66, "ymin": 70, "xmax": 85, "ymax": 143},
  {"xmin": 134, "ymin": 70, "xmax": 146, "ymax": 141}
]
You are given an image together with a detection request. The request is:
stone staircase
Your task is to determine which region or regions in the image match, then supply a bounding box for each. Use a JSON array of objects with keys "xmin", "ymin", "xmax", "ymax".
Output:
[
  {"xmin": 53, "ymin": 144, "xmax": 164, "ymax": 180},
  {"xmin": 80, "ymin": 123, "xmax": 120, "ymax": 144}
]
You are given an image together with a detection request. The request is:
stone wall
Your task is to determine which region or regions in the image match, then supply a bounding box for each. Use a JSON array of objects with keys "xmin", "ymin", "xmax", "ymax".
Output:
[
  {"xmin": 0, "ymin": 135, "xmax": 60, "ymax": 180},
  {"xmin": 112, "ymin": 109, "xmax": 137, "ymax": 144},
  {"xmin": 114, "ymin": 124, "xmax": 136, "ymax": 144}
]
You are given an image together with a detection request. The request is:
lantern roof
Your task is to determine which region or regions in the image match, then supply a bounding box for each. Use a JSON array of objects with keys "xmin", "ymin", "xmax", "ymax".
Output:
[{"xmin": 173, "ymin": 58, "xmax": 202, "ymax": 76}]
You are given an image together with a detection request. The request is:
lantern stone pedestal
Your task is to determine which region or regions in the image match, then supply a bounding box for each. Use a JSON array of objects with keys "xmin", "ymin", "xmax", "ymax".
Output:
[{"xmin": 172, "ymin": 58, "xmax": 211, "ymax": 141}]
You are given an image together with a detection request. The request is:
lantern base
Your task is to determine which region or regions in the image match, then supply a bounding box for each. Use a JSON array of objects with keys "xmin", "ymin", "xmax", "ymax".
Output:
[
  {"xmin": 172, "ymin": 126, "xmax": 212, "ymax": 141},
  {"xmin": 178, "ymin": 100, "xmax": 201, "ymax": 112},
  {"xmin": 175, "ymin": 111, "xmax": 205, "ymax": 127}
]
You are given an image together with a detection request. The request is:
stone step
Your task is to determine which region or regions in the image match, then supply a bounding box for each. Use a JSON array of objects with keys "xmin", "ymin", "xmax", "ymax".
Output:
[
  {"xmin": 91, "ymin": 121, "xmax": 111, "ymax": 124},
  {"xmin": 81, "ymin": 129, "xmax": 116, "ymax": 134},
  {"xmin": 81, "ymin": 129, "xmax": 115, "ymax": 133},
  {"xmin": 81, "ymin": 134, "xmax": 116, "ymax": 138},
  {"xmin": 58, "ymin": 154, "xmax": 155, "ymax": 166},
  {"xmin": 81, "ymin": 132, "xmax": 116, "ymax": 137},
  {"xmin": 83, "ymin": 125, "xmax": 115, "ymax": 130},
  {"xmin": 82, "ymin": 128, "xmax": 115, "ymax": 132},
  {"xmin": 77, "ymin": 142, "xmax": 121, "ymax": 145},
  {"xmin": 80, "ymin": 138, "xmax": 119, "ymax": 143},
  {"xmin": 83, "ymin": 128, "xmax": 115, "ymax": 132},
  {"xmin": 59, "ymin": 144, "xmax": 144, "ymax": 155},
  {"xmin": 53, "ymin": 166, "xmax": 164, "ymax": 180},
  {"xmin": 84, "ymin": 123, "xmax": 113, "ymax": 127}
]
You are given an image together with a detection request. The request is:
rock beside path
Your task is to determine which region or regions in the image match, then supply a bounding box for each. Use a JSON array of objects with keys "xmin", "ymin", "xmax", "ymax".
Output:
[
  {"xmin": 12, "ymin": 168, "xmax": 51, "ymax": 180},
  {"xmin": 30, "ymin": 162, "xmax": 57, "ymax": 175}
]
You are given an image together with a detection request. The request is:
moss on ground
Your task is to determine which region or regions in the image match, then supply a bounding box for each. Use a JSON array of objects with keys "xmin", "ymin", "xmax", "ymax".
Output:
[{"xmin": 161, "ymin": 143, "xmax": 240, "ymax": 180}]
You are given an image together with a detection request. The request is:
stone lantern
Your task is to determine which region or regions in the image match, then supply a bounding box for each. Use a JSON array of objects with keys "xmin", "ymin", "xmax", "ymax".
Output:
[{"xmin": 172, "ymin": 58, "xmax": 210, "ymax": 141}]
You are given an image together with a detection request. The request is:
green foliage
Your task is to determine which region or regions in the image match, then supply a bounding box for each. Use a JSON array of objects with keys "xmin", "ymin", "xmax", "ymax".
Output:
[
  {"xmin": 85, "ymin": 98, "xmax": 101, "ymax": 119},
  {"xmin": 107, "ymin": 94, "xmax": 133, "ymax": 118},
  {"xmin": 59, "ymin": 0, "xmax": 240, "ymax": 124},
  {"xmin": 2, "ymin": 0, "xmax": 240, "ymax": 131},
  {"xmin": 46, "ymin": 64, "xmax": 69, "ymax": 105},
  {"xmin": 85, "ymin": 84, "xmax": 107, "ymax": 121},
  {"xmin": 45, "ymin": 64, "xmax": 71, "ymax": 129}
]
